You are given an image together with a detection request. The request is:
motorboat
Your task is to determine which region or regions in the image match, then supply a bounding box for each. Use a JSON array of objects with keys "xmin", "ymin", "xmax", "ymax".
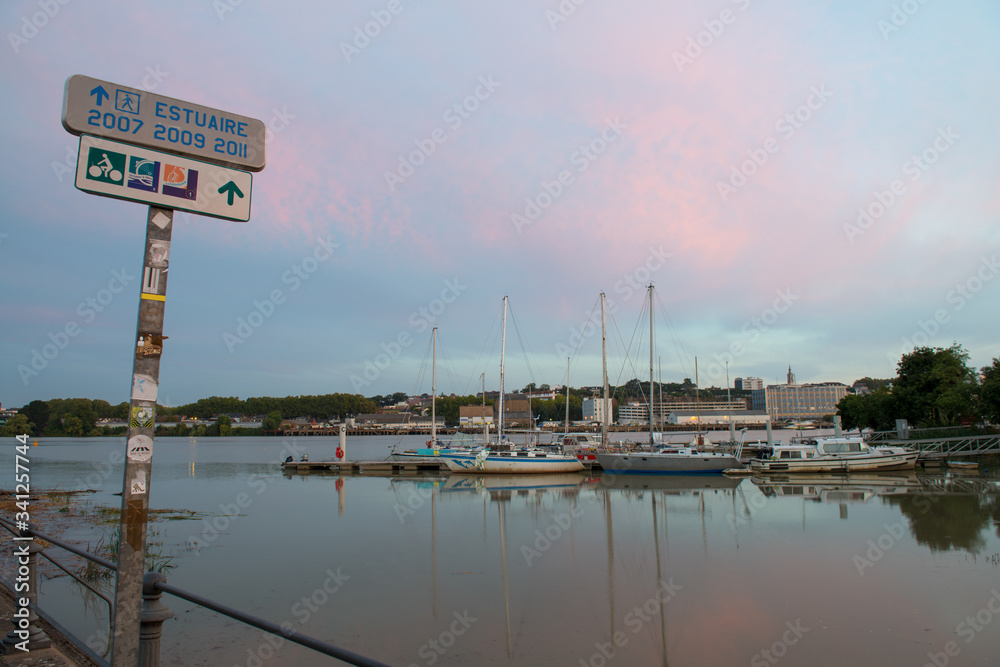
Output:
[{"xmin": 749, "ymin": 435, "xmax": 917, "ymax": 473}]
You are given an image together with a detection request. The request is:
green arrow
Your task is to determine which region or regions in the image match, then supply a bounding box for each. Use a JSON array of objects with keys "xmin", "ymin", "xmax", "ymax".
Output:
[{"xmin": 218, "ymin": 181, "xmax": 244, "ymax": 206}]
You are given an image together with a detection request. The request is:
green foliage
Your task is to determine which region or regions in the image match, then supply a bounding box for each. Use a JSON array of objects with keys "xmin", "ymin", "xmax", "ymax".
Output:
[
  {"xmin": 262, "ymin": 411, "xmax": 283, "ymax": 431},
  {"xmin": 171, "ymin": 394, "xmax": 376, "ymax": 420},
  {"xmin": 838, "ymin": 345, "xmax": 985, "ymax": 430},
  {"xmin": 894, "ymin": 345, "xmax": 977, "ymax": 427},
  {"xmin": 216, "ymin": 414, "xmax": 232, "ymax": 436},
  {"xmin": 20, "ymin": 400, "xmax": 49, "ymax": 434},
  {"xmin": 836, "ymin": 388, "xmax": 896, "ymax": 431},
  {"xmin": 1, "ymin": 413, "xmax": 33, "ymax": 437},
  {"xmin": 981, "ymin": 358, "xmax": 1000, "ymax": 425}
]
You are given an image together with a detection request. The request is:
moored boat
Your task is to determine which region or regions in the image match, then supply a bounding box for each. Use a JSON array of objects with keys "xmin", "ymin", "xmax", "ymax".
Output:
[
  {"xmin": 439, "ymin": 296, "xmax": 584, "ymax": 475},
  {"xmin": 440, "ymin": 448, "xmax": 585, "ymax": 473},
  {"xmin": 749, "ymin": 435, "xmax": 917, "ymax": 473},
  {"xmin": 597, "ymin": 446, "xmax": 742, "ymax": 475}
]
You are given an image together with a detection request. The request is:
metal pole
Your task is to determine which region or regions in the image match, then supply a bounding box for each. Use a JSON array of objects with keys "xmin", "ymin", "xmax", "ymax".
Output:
[
  {"xmin": 499, "ymin": 296, "xmax": 507, "ymax": 444},
  {"xmin": 112, "ymin": 206, "xmax": 173, "ymax": 665},
  {"xmin": 138, "ymin": 572, "xmax": 173, "ymax": 667},
  {"xmin": 600, "ymin": 293, "xmax": 609, "ymax": 450},
  {"xmin": 649, "ymin": 284, "xmax": 654, "ymax": 448},
  {"xmin": 431, "ymin": 327, "xmax": 437, "ymax": 445}
]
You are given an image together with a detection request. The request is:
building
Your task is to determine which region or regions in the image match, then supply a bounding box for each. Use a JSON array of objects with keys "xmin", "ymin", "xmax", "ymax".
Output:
[
  {"xmin": 502, "ymin": 394, "xmax": 532, "ymax": 426},
  {"xmin": 616, "ymin": 402, "xmax": 647, "ymax": 425},
  {"xmin": 459, "ymin": 404, "xmax": 495, "ymax": 426},
  {"xmin": 582, "ymin": 397, "xmax": 615, "ymax": 423},
  {"xmin": 763, "ymin": 376, "xmax": 848, "ymax": 421},
  {"xmin": 666, "ymin": 410, "xmax": 771, "ymax": 426},
  {"xmin": 734, "ymin": 377, "xmax": 763, "ymax": 391}
]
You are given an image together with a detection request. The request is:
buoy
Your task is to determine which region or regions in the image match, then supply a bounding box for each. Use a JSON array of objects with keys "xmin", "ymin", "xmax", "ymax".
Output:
[
  {"xmin": 33, "ymin": 439, "xmax": 38, "ymax": 446},
  {"xmin": 336, "ymin": 447, "xmax": 344, "ymax": 459}
]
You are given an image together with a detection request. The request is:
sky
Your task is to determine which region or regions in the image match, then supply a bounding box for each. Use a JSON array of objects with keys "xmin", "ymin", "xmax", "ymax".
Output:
[{"xmin": 2, "ymin": 0, "xmax": 999, "ymax": 409}]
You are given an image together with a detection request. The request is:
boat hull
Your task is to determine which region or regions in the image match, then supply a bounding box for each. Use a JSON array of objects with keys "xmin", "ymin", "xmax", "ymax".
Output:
[
  {"xmin": 440, "ymin": 453, "xmax": 584, "ymax": 474},
  {"xmin": 596, "ymin": 452, "xmax": 741, "ymax": 475},
  {"xmin": 750, "ymin": 451, "xmax": 918, "ymax": 473}
]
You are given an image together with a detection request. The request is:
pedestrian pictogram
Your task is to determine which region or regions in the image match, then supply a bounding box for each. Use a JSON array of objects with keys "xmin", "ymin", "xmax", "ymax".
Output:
[{"xmin": 116, "ymin": 89, "xmax": 140, "ymax": 114}]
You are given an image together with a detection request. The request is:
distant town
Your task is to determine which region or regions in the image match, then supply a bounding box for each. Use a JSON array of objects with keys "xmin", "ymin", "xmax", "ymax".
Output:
[
  {"xmin": 0, "ymin": 369, "xmax": 855, "ymax": 435},
  {"xmin": 4, "ymin": 345, "xmax": 998, "ymax": 438}
]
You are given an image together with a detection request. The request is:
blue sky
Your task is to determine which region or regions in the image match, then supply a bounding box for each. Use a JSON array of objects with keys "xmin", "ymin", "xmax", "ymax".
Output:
[{"xmin": 2, "ymin": 0, "xmax": 998, "ymax": 408}]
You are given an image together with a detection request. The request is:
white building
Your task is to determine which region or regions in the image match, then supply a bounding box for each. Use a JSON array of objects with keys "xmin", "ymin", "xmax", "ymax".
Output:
[
  {"xmin": 582, "ymin": 397, "xmax": 615, "ymax": 424},
  {"xmin": 617, "ymin": 403, "xmax": 648, "ymax": 425}
]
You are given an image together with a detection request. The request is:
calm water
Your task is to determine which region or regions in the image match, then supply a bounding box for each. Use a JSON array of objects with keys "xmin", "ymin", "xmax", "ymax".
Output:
[{"xmin": 7, "ymin": 434, "xmax": 1000, "ymax": 666}]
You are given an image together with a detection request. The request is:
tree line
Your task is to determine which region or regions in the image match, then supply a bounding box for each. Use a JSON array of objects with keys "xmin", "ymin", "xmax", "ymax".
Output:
[
  {"xmin": 6, "ymin": 347, "xmax": 996, "ymax": 438},
  {"xmin": 2, "ymin": 393, "xmax": 377, "ymax": 438},
  {"xmin": 837, "ymin": 345, "xmax": 1000, "ymax": 431}
]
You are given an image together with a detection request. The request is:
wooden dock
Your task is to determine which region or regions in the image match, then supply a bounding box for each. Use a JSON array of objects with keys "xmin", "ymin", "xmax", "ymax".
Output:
[{"xmin": 281, "ymin": 458, "xmax": 604, "ymax": 475}]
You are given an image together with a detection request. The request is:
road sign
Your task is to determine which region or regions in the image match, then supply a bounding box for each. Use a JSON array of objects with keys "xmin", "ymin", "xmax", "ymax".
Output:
[
  {"xmin": 62, "ymin": 74, "xmax": 266, "ymax": 172},
  {"xmin": 75, "ymin": 135, "xmax": 252, "ymax": 222}
]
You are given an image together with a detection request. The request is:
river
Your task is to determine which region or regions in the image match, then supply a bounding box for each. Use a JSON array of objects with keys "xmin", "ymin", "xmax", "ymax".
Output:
[{"xmin": 6, "ymin": 433, "xmax": 1000, "ymax": 666}]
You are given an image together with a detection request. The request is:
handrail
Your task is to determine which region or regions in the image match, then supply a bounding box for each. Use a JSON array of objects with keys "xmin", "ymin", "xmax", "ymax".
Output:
[
  {"xmin": 1, "ymin": 515, "xmax": 392, "ymax": 666},
  {"xmin": 0, "ymin": 516, "xmax": 114, "ymax": 663},
  {"xmin": 0, "ymin": 516, "xmax": 116, "ymax": 570},
  {"xmin": 153, "ymin": 580, "xmax": 393, "ymax": 667}
]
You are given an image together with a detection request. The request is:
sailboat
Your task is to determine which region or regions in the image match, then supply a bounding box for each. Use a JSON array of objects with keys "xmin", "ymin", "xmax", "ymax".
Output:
[
  {"xmin": 391, "ymin": 327, "xmax": 476, "ymax": 460},
  {"xmin": 596, "ymin": 285, "xmax": 744, "ymax": 475},
  {"xmin": 439, "ymin": 297, "xmax": 584, "ymax": 474}
]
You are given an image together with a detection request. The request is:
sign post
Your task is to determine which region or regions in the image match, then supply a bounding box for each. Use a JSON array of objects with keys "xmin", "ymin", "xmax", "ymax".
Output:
[
  {"xmin": 111, "ymin": 206, "xmax": 173, "ymax": 664},
  {"xmin": 61, "ymin": 74, "xmax": 265, "ymax": 666}
]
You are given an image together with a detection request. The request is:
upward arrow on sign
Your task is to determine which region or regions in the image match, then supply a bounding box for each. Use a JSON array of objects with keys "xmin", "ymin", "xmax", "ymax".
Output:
[
  {"xmin": 218, "ymin": 181, "xmax": 244, "ymax": 205},
  {"xmin": 90, "ymin": 85, "xmax": 109, "ymax": 106}
]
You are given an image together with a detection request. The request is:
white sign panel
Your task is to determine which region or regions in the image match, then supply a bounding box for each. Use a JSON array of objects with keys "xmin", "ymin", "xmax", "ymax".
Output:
[
  {"xmin": 75, "ymin": 135, "xmax": 252, "ymax": 222},
  {"xmin": 62, "ymin": 74, "xmax": 265, "ymax": 171}
]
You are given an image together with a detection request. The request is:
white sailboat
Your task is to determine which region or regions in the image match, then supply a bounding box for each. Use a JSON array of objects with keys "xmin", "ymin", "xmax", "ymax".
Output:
[
  {"xmin": 596, "ymin": 285, "xmax": 744, "ymax": 475},
  {"xmin": 440, "ymin": 297, "xmax": 584, "ymax": 474},
  {"xmin": 391, "ymin": 327, "xmax": 476, "ymax": 460}
]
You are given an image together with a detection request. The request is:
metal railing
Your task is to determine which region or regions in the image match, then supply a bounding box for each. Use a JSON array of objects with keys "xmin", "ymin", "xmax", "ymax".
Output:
[{"xmin": 1, "ymin": 517, "xmax": 391, "ymax": 667}]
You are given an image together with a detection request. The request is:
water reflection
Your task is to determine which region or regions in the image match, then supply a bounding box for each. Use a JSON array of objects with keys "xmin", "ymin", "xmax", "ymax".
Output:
[
  {"xmin": 885, "ymin": 485, "xmax": 1000, "ymax": 553},
  {"xmin": 170, "ymin": 464, "xmax": 1000, "ymax": 664}
]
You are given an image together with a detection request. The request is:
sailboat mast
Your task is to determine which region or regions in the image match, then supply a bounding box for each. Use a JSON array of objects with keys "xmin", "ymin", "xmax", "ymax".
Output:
[
  {"xmin": 695, "ymin": 356, "xmax": 700, "ymax": 434},
  {"xmin": 564, "ymin": 357, "xmax": 570, "ymax": 435},
  {"xmin": 481, "ymin": 373, "xmax": 488, "ymax": 444},
  {"xmin": 601, "ymin": 292, "xmax": 609, "ymax": 449},
  {"xmin": 648, "ymin": 284, "xmax": 655, "ymax": 448},
  {"xmin": 431, "ymin": 326, "xmax": 437, "ymax": 444},
  {"xmin": 499, "ymin": 296, "xmax": 507, "ymax": 443},
  {"xmin": 726, "ymin": 360, "xmax": 734, "ymax": 442}
]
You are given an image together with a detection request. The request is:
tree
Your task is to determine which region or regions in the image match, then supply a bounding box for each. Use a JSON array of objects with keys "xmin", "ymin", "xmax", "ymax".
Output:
[
  {"xmin": 20, "ymin": 400, "xmax": 49, "ymax": 435},
  {"xmin": 980, "ymin": 358, "xmax": 1000, "ymax": 424},
  {"xmin": 837, "ymin": 387, "xmax": 897, "ymax": 432},
  {"xmin": 216, "ymin": 414, "xmax": 232, "ymax": 437},
  {"xmin": 1, "ymin": 414, "xmax": 33, "ymax": 437},
  {"xmin": 262, "ymin": 411, "xmax": 283, "ymax": 431},
  {"xmin": 63, "ymin": 415, "xmax": 84, "ymax": 437},
  {"xmin": 894, "ymin": 345, "xmax": 978, "ymax": 427}
]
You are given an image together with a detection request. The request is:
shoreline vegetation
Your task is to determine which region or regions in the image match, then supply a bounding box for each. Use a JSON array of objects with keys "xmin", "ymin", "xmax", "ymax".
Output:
[{"xmin": 3, "ymin": 345, "xmax": 999, "ymax": 439}]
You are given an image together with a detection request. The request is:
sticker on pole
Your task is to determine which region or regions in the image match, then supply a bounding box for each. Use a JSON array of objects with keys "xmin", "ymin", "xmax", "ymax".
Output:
[
  {"xmin": 130, "ymin": 469, "xmax": 148, "ymax": 495},
  {"xmin": 130, "ymin": 405, "xmax": 155, "ymax": 429},
  {"xmin": 131, "ymin": 373, "xmax": 158, "ymax": 401},
  {"xmin": 127, "ymin": 435, "xmax": 153, "ymax": 463}
]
